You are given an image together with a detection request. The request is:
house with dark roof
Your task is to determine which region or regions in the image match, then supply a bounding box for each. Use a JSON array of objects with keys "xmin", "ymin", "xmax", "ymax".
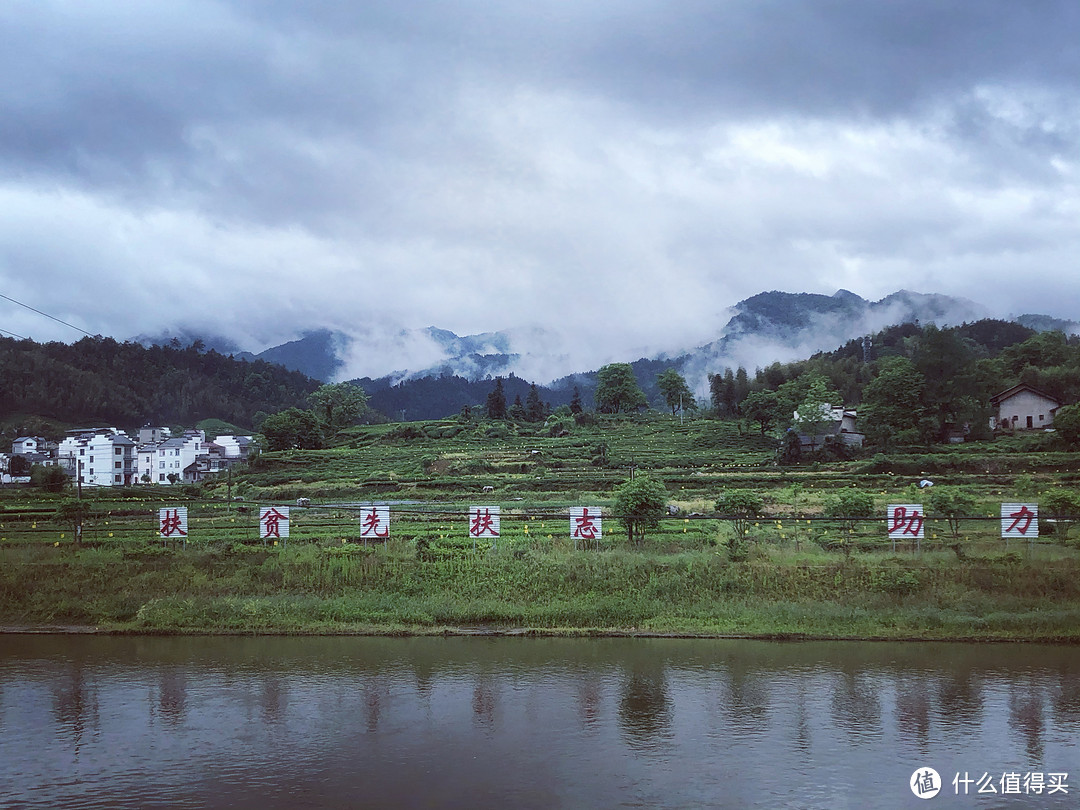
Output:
[{"xmin": 990, "ymin": 384, "xmax": 1062, "ymax": 431}]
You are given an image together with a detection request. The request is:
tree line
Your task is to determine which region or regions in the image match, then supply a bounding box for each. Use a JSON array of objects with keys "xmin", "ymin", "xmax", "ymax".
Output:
[
  {"xmin": 0, "ymin": 335, "xmax": 319, "ymax": 432},
  {"xmin": 705, "ymin": 320, "xmax": 1080, "ymax": 450}
]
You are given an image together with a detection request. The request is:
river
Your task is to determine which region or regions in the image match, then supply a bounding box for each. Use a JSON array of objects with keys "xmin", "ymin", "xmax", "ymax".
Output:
[{"xmin": 1, "ymin": 636, "xmax": 1077, "ymax": 808}]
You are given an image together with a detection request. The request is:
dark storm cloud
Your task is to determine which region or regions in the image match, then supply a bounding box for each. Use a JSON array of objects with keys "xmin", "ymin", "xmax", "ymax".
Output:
[{"xmin": 0, "ymin": 1, "xmax": 1077, "ymax": 376}]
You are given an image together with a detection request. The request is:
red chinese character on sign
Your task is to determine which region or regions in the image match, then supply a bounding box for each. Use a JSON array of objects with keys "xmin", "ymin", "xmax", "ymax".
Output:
[
  {"xmin": 362, "ymin": 508, "xmax": 388, "ymax": 538},
  {"xmin": 261, "ymin": 507, "xmax": 286, "ymax": 538},
  {"xmin": 160, "ymin": 509, "xmax": 186, "ymax": 537},
  {"xmin": 470, "ymin": 508, "xmax": 498, "ymax": 537},
  {"xmin": 890, "ymin": 506, "xmax": 924, "ymax": 536},
  {"xmin": 1007, "ymin": 505, "xmax": 1036, "ymax": 536},
  {"xmin": 573, "ymin": 508, "xmax": 599, "ymax": 540}
]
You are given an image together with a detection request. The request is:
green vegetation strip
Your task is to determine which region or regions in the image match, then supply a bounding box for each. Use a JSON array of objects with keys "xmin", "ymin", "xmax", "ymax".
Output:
[{"xmin": 4, "ymin": 543, "xmax": 1080, "ymax": 641}]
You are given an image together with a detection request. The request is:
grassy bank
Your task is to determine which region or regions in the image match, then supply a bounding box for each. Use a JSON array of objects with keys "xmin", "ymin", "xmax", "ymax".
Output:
[{"xmin": 4, "ymin": 541, "xmax": 1080, "ymax": 641}]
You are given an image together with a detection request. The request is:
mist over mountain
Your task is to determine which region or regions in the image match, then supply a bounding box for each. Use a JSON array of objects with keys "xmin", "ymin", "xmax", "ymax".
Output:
[
  {"xmin": 674, "ymin": 289, "xmax": 991, "ymax": 396},
  {"xmin": 206, "ymin": 288, "xmax": 991, "ymax": 387},
  {"xmin": 133, "ymin": 288, "xmax": 1074, "ymax": 420}
]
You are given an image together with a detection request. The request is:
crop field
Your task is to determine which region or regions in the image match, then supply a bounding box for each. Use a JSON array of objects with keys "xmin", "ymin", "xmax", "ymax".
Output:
[
  {"xmin": 4, "ymin": 414, "xmax": 1080, "ymax": 637},
  {"xmin": 3, "ymin": 413, "xmax": 1078, "ymax": 557}
]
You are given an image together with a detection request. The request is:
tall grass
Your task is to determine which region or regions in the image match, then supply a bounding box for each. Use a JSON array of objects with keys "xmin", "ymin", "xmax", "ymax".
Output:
[{"xmin": 4, "ymin": 542, "xmax": 1080, "ymax": 640}]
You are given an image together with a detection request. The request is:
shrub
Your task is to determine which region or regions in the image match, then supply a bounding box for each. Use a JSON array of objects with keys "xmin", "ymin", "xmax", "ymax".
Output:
[
  {"xmin": 822, "ymin": 489, "xmax": 875, "ymax": 531},
  {"xmin": 614, "ymin": 476, "xmax": 668, "ymax": 545},
  {"xmin": 715, "ymin": 490, "xmax": 765, "ymax": 537}
]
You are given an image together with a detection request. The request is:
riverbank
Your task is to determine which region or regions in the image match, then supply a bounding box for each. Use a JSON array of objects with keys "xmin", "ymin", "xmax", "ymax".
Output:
[{"xmin": 4, "ymin": 542, "xmax": 1080, "ymax": 641}]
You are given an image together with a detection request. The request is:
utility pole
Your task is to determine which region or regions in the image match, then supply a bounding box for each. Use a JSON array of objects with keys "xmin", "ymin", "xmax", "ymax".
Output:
[{"xmin": 76, "ymin": 459, "xmax": 84, "ymax": 546}]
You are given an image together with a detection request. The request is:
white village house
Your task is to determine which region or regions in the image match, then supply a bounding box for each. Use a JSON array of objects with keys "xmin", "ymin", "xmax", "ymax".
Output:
[
  {"xmin": 37, "ymin": 426, "xmax": 258, "ymax": 488},
  {"xmin": 57, "ymin": 428, "xmax": 138, "ymax": 487},
  {"xmin": 989, "ymin": 384, "xmax": 1062, "ymax": 431}
]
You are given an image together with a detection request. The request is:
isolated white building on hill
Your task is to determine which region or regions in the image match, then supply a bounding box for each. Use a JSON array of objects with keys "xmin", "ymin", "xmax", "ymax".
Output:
[{"xmin": 990, "ymin": 384, "xmax": 1062, "ymax": 431}]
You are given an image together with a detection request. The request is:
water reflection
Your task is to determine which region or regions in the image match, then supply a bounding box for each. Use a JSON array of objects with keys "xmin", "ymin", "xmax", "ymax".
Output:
[
  {"xmin": 155, "ymin": 667, "xmax": 187, "ymax": 726},
  {"xmin": 51, "ymin": 665, "xmax": 99, "ymax": 751},
  {"xmin": 937, "ymin": 668, "xmax": 983, "ymax": 728},
  {"xmin": 895, "ymin": 681, "xmax": 931, "ymax": 749},
  {"xmin": 574, "ymin": 674, "xmax": 602, "ymax": 729},
  {"xmin": 718, "ymin": 663, "xmax": 770, "ymax": 735},
  {"xmin": 2, "ymin": 637, "xmax": 1079, "ymax": 810},
  {"xmin": 472, "ymin": 674, "xmax": 498, "ymax": 728},
  {"xmin": 1009, "ymin": 688, "xmax": 1045, "ymax": 763},
  {"xmin": 260, "ymin": 674, "xmax": 287, "ymax": 723},
  {"xmin": 1051, "ymin": 674, "xmax": 1080, "ymax": 727},
  {"xmin": 830, "ymin": 670, "xmax": 881, "ymax": 741},
  {"xmin": 618, "ymin": 663, "xmax": 671, "ymax": 749}
]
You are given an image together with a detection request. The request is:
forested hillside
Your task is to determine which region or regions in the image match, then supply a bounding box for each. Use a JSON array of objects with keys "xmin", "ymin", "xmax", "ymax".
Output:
[
  {"xmin": 0, "ymin": 336, "xmax": 320, "ymax": 429},
  {"xmin": 709, "ymin": 319, "xmax": 1080, "ymax": 447}
]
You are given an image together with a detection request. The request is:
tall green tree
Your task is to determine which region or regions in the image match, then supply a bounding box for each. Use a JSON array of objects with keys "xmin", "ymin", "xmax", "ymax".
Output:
[
  {"xmin": 742, "ymin": 390, "xmax": 780, "ymax": 435},
  {"xmin": 525, "ymin": 383, "xmax": 546, "ymax": 422},
  {"xmin": 734, "ymin": 367, "xmax": 750, "ymax": 413},
  {"xmin": 485, "ymin": 377, "xmax": 507, "ymax": 419},
  {"xmin": 1053, "ymin": 403, "xmax": 1080, "ymax": 448},
  {"xmin": 859, "ymin": 357, "xmax": 931, "ymax": 449},
  {"xmin": 657, "ymin": 369, "xmax": 695, "ymax": 416},
  {"xmin": 261, "ymin": 408, "xmax": 323, "ymax": 451},
  {"xmin": 308, "ymin": 382, "xmax": 368, "ymax": 431},
  {"xmin": 912, "ymin": 324, "xmax": 980, "ymax": 442},
  {"xmin": 569, "ymin": 386, "xmax": 584, "ymax": 415},
  {"xmin": 595, "ymin": 364, "xmax": 647, "ymax": 414}
]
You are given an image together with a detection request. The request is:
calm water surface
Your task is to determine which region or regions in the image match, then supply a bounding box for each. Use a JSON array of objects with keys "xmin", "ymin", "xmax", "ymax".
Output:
[{"xmin": 0, "ymin": 636, "xmax": 1078, "ymax": 809}]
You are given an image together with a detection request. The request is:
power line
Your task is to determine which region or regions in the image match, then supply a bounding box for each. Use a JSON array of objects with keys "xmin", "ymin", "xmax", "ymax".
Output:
[
  {"xmin": 0, "ymin": 326, "xmax": 27, "ymax": 339},
  {"xmin": 0, "ymin": 292, "xmax": 94, "ymax": 337}
]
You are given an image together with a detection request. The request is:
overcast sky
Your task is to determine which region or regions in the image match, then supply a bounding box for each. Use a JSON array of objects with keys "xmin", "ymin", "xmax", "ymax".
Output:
[{"xmin": 1, "ymin": 0, "xmax": 1078, "ymax": 378}]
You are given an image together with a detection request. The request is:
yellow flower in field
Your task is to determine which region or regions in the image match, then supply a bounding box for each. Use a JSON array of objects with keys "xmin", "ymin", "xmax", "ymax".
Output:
[
  {"xmin": 32, "ymin": 523, "xmax": 36, "ymax": 529},
  {"xmin": 60, "ymin": 533, "xmax": 64, "ymax": 538},
  {"xmin": 108, "ymin": 532, "xmax": 113, "ymax": 537},
  {"xmin": 54, "ymin": 541, "xmax": 59, "ymax": 546},
  {"xmin": 273, "ymin": 540, "xmax": 278, "ymax": 546}
]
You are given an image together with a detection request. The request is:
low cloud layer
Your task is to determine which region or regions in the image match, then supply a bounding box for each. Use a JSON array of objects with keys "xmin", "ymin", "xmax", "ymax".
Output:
[{"xmin": 1, "ymin": 2, "xmax": 1077, "ymax": 378}]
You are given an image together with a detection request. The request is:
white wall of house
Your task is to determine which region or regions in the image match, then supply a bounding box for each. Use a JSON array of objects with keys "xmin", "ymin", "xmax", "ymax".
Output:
[
  {"xmin": 215, "ymin": 435, "xmax": 253, "ymax": 458},
  {"xmin": 12, "ymin": 437, "xmax": 41, "ymax": 455},
  {"xmin": 997, "ymin": 390, "xmax": 1058, "ymax": 430},
  {"xmin": 153, "ymin": 434, "xmax": 205, "ymax": 484},
  {"xmin": 58, "ymin": 429, "xmax": 136, "ymax": 487}
]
